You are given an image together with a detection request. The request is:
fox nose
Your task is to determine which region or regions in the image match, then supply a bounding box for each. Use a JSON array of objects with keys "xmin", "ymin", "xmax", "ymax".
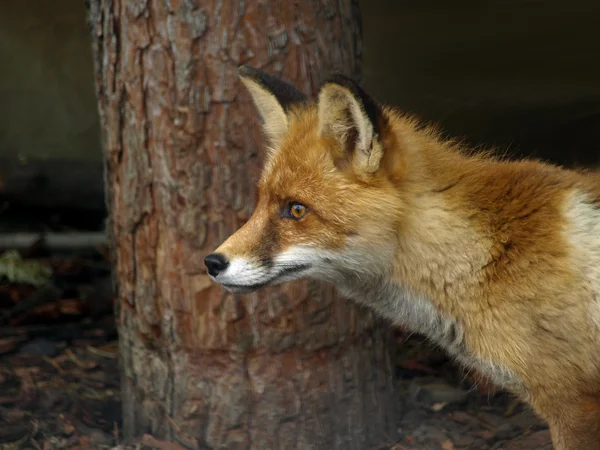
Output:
[{"xmin": 204, "ymin": 253, "xmax": 229, "ymax": 277}]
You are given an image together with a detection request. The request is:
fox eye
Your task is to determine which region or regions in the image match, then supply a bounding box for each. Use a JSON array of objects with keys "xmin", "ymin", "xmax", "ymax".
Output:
[{"xmin": 283, "ymin": 202, "xmax": 309, "ymax": 220}]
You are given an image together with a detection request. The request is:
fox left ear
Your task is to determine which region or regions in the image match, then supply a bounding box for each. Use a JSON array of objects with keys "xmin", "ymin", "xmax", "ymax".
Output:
[
  {"xmin": 237, "ymin": 65, "xmax": 307, "ymax": 149},
  {"xmin": 317, "ymin": 76, "xmax": 384, "ymax": 175}
]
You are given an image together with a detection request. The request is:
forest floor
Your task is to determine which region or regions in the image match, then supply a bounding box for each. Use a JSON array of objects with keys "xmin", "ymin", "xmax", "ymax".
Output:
[{"xmin": 0, "ymin": 247, "xmax": 552, "ymax": 450}]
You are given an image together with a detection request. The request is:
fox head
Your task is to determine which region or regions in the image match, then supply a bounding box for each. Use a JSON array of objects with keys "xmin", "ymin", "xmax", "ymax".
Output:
[{"xmin": 205, "ymin": 66, "xmax": 406, "ymax": 294}]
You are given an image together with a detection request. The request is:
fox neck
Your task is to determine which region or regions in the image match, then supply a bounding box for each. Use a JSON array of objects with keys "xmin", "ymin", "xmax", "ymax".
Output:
[
  {"xmin": 342, "ymin": 112, "xmax": 493, "ymax": 358},
  {"xmin": 391, "ymin": 110, "xmax": 490, "ymax": 307}
]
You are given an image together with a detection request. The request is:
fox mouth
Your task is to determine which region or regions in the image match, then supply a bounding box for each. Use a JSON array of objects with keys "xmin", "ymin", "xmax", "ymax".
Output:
[{"xmin": 221, "ymin": 264, "xmax": 311, "ymax": 293}]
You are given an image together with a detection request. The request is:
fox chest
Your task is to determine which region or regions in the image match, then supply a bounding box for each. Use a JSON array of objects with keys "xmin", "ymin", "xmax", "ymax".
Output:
[{"xmin": 341, "ymin": 281, "xmax": 525, "ymax": 393}]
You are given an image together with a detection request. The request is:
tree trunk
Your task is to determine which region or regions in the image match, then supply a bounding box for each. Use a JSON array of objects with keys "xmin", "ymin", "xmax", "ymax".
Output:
[{"xmin": 88, "ymin": 1, "xmax": 396, "ymax": 448}]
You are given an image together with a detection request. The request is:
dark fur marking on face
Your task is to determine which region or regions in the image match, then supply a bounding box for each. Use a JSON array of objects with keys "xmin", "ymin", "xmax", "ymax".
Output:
[
  {"xmin": 238, "ymin": 65, "xmax": 307, "ymax": 111},
  {"xmin": 254, "ymin": 218, "xmax": 279, "ymax": 267}
]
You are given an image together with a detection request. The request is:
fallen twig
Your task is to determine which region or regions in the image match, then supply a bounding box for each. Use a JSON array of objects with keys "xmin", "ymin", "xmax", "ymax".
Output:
[
  {"xmin": 42, "ymin": 355, "xmax": 65, "ymax": 375},
  {"xmin": 87, "ymin": 344, "xmax": 118, "ymax": 359}
]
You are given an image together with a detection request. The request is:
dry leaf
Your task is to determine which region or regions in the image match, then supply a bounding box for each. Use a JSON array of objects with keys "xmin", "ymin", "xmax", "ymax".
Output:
[
  {"xmin": 441, "ymin": 440, "xmax": 455, "ymax": 450},
  {"xmin": 431, "ymin": 401, "xmax": 449, "ymax": 412}
]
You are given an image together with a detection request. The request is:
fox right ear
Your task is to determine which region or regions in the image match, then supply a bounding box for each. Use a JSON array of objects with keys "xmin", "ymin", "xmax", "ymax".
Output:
[
  {"xmin": 317, "ymin": 75, "xmax": 384, "ymax": 176},
  {"xmin": 237, "ymin": 66, "xmax": 307, "ymax": 148}
]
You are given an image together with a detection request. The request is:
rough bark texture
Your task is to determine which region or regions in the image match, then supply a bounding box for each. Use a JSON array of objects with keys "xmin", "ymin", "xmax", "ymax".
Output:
[{"xmin": 88, "ymin": 1, "xmax": 396, "ymax": 448}]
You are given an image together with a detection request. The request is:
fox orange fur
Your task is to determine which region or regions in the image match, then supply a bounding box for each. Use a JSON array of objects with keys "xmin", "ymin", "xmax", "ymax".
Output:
[{"xmin": 205, "ymin": 66, "xmax": 600, "ymax": 449}]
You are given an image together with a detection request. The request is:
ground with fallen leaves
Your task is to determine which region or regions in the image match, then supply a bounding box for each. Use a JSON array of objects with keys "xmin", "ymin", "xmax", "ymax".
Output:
[{"xmin": 0, "ymin": 248, "xmax": 553, "ymax": 450}]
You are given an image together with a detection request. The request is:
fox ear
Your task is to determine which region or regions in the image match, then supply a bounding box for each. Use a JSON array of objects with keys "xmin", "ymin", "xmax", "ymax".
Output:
[
  {"xmin": 317, "ymin": 75, "xmax": 384, "ymax": 175},
  {"xmin": 237, "ymin": 65, "xmax": 307, "ymax": 148}
]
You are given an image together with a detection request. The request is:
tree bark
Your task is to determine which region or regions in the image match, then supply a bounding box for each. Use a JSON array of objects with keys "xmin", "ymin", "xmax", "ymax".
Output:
[{"xmin": 88, "ymin": 0, "xmax": 396, "ymax": 448}]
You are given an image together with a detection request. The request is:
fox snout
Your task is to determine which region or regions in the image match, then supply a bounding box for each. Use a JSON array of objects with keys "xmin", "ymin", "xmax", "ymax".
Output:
[
  {"xmin": 203, "ymin": 214, "xmax": 318, "ymax": 294},
  {"xmin": 203, "ymin": 251, "xmax": 265, "ymax": 294},
  {"xmin": 203, "ymin": 247, "xmax": 314, "ymax": 294},
  {"xmin": 204, "ymin": 253, "xmax": 229, "ymax": 277},
  {"xmin": 203, "ymin": 250, "xmax": 266, "ymax": 294},
  {"xmin": 204, "ymin": 253, "xmax": 229, "ymax": 278}
]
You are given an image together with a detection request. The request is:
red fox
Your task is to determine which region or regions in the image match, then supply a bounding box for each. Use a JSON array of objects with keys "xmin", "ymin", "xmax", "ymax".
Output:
[{"xmin": 205, "ymin": 66, "xmax": 600, "ymax": 449}]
